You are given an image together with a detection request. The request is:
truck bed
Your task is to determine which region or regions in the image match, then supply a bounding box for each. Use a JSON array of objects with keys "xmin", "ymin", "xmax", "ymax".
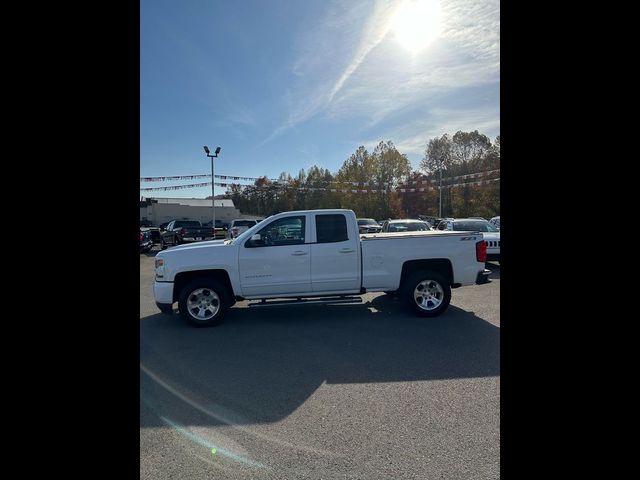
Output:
[{"xmin": 360, "ymin": 230, "xmax": 484, "ymax": 291}]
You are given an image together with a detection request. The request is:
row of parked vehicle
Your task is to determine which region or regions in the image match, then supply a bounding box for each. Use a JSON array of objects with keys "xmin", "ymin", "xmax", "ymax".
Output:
[
  {"xmin": 356, "ymin": 215, "xmax": 500, "ymax": 261},
  {"xmin": 142, "ymin": 214, "xmax": 500, "ymax": 261},
  {"xmin": 140, "ymin": 218, "xmax": 265, "ymax": 252}
]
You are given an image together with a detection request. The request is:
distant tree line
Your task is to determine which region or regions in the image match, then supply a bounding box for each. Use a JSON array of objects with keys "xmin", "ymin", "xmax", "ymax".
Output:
[{"xmin": 225, "ymin": 131, "xmax": 500, "ymax": 220}]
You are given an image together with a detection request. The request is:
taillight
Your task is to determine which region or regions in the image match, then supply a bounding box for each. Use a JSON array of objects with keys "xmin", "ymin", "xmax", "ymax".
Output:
[
  {"xmin": 179, "ymin": 228, "xmax": 186, "ymax": 236},
  {"xmin": 140, "ymin": 233, "xmax": 143, "ymax": 241},
  {"xmin": 476, "ymin": 240, "xmax": 487, "ymax": 262}
]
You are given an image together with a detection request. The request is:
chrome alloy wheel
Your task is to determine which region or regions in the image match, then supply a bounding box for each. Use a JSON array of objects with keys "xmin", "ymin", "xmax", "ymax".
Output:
[
  {"xmin": 413, "ymin": 279, "xmax": 444, "ymax": 311},
  {"xmin": 186, "ymin": 288, "xmax": 221, "ymax": 321}
]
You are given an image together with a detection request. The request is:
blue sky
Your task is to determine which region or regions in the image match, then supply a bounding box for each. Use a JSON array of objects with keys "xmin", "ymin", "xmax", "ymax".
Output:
[{"xmin": 140, "ymin": 0, "xmax": 499, "ymax": 198}]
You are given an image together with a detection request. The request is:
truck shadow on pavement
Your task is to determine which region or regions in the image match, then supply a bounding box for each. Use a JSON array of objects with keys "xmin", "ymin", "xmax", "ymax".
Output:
[
  {"xmin": 486, "ymin": 262, "xmax": 500, "ymax": 279},
  {"xmin": 140, "ymin": 296, "xmax": 500, "ymax": 428}
]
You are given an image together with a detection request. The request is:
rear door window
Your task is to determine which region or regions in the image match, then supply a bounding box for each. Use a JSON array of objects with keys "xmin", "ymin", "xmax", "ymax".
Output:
[{"xmin": 315, "ymin": 214, "xmax": 349, "ymax": 243}]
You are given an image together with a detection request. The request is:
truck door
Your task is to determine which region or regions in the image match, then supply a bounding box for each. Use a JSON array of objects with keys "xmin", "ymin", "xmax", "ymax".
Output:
[
  {"xmin": 310, "ymin": 213, "xmax": 360, "ymax": 292},
  {"xmin": 238, "ymin": 214, "xmax": 311, "ymax": 296}
]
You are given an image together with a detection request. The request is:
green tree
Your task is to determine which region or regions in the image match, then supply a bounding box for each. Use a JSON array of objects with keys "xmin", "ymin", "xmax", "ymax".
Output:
[
  {"xmin": 335, "ymin": 146, "xmax": 374, "ymax": 217},
  {"xmin": 399, "ymin": 171, "xmax": 438, "ymax": 217},
  {"xmin": 420, "ymin": 134, "xmax": 453, "ymax": 217},
  {"xmin": 420, "ymin": 131, "xmax": 497, "ymax": 217},
  {"xmin": 371, "ymin": 141, "xmax": 411, "ymax": 219}
]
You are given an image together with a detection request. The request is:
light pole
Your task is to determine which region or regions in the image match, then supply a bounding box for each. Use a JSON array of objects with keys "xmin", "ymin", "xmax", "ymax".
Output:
[
  {"xmin": 203, "ymin": 145, "xmax": 221, "ymax": 235},
  {"xmin": 438, "ymin": 161, "xmax": 443, "ymax": 217}
]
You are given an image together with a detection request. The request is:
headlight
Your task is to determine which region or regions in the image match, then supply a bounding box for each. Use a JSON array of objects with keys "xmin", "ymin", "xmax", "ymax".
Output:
[{"xmin": 155, "ymin": 258, "xmax": 165, "ymax": 279}]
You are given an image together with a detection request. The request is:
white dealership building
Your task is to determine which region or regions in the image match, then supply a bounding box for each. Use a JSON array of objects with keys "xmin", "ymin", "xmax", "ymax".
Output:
[{"xmin": 140, "ymin": 197, "xmax": 249, "ymax": 226}]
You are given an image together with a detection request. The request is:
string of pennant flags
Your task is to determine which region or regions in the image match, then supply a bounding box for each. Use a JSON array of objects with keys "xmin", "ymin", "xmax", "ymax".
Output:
[
  {"xmin": 140, "ymin": 174, "xmax": 279, "ymax": 182},
  {"xmin": 139, "ymin": 168, "xmax": 499, "ymax": 191},
  {"xmin": 140, "ymin": 177, "xmax": 499, "ymax": 192}
]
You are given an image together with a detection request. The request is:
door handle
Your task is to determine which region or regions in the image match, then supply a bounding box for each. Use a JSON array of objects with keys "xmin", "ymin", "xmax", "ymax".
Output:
[
  {"xmin": 339, "ymin": 248, "xmax": 355, "ymax": 253},
  {"xmin": 291, "ymin": 251, "xmax": 308, "ymax": 256}
]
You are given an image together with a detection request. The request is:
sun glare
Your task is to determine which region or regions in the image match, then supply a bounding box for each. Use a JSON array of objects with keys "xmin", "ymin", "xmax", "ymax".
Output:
[{"xmin": 390, "ymin": 0, "xmax": 442, "ymax": 54}]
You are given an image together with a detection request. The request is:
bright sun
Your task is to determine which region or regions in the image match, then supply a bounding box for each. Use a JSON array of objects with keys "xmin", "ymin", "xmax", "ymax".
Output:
[{"xmin": 390, "ymin": 0, "xmax": 442, "ymax": 54}]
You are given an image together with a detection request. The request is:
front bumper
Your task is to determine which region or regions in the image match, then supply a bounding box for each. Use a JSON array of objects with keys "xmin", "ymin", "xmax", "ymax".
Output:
[
  {"xmin": 476, "ymin": 269, "xmax": 492, "ymax": 285},
  {"xmin": 154, "ymin": 281, "xmax": 174, "ymax": 304}
]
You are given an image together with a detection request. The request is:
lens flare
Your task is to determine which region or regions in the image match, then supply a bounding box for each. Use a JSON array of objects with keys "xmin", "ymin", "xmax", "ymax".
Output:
[{"xmin": 390, "ymin": 0, "xmax": 442, "ymax": 53}]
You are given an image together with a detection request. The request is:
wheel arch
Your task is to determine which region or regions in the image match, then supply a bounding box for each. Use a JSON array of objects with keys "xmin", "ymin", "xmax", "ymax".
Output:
[
  {"xmin": 400, "ymin": 259, "xmax": 453, "ymax": 288},
  {"xmin": 173, "ymin": 269, "xmax": 234, "ymax": 303}
]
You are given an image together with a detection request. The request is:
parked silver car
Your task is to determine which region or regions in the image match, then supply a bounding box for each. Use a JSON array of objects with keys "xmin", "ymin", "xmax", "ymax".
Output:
[{"xmin": 380, "ymin": 219, "xmax": 432, "ymax": 232}]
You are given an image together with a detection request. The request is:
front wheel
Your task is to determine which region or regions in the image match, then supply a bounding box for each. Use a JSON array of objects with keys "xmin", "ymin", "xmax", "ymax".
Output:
[
  {"xmin": 178, "ymin": 278, "xmax": 230, "ymax": 327},
  {"xmin": 402, "ymin": 270, "xmax": 451, "ymax": 317},
  {"xmin": 160, "ymin": 237, "xmax": 167, "ymax": 250}
]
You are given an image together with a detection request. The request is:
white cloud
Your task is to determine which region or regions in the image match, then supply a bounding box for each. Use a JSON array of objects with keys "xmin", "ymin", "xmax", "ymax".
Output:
[
  {"xmin": 262, "ymin": 0, "xmax": 500, "ymax": 145},
  {"xmin": 357, "ymin": 105, "xmax": 500, "ymax": 161},
  {"xmin": 326, "ymin": 0, "xmax": 397, "ymax": 102}
]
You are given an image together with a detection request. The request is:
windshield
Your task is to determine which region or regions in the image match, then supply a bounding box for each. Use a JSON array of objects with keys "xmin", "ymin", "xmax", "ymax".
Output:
[
  {"xmin": 233, "ymin": 220, "xmax": 257, "ymax": 227},
  {"xmin": 228, "ymin": 214, "xmax": 275, "ymax": 244},
  {"xmin": 387, "ymin": 222, "xmax": 429, "ymax": 232},
  {"xmin": 174, "ymin": 220, "xmax": 201, "ymax": 228},
  {"xmin": 453, "ymin": 220, "xmax": 498, "ymax": 232},
  {"xmin": 357, "ymin": 218, "xmax": 377, "ymax": 225}
]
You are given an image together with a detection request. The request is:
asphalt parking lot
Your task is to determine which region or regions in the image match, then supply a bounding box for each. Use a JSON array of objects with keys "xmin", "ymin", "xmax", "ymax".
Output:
[{"xmin": 140, "ymin": 246, "xmax": 500, "ymax": 479}]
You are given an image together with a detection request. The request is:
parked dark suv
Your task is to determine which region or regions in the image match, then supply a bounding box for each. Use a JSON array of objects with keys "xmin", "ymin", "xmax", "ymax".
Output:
[
  {"xmin": 357, "ymin": 218, "xmax": 382, "ymax": 234},
  {"xmin": 140, "ymin": 229, "xmax": 153, "ymax": 253}
]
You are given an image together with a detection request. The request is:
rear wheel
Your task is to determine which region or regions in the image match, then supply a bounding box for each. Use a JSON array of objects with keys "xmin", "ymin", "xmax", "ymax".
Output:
[
  {"xmin": 402, "ymin": 270, "xmax": 451, "ymax": 317},
  {"xmin": 178, "ymin": 278, "xmax": 230, "ymax": 327}
]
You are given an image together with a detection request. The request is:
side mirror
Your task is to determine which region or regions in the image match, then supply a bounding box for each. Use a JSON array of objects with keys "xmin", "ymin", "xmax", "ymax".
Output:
[{"xmin": 247, "ymin": 234, "xmax": 264, "ymax": 247}]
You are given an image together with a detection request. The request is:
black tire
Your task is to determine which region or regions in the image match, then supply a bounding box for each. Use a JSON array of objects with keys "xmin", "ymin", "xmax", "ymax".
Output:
[
  {"xmin": 178, "ymin": 278, "xmax": 230, "ymax": 327},
  {"xmin": 160, "ymin": 237, "xmax": 167, "ymax": 250},
  {"xmin": 401, "ymin": 270, "xmax": 451, "ymax": 317}
]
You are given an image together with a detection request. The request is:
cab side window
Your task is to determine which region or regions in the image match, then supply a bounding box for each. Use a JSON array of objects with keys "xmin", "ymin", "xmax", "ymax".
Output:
[{"xmin": 256, "ymin": 216, "xmax": 305, "ymax": 246}]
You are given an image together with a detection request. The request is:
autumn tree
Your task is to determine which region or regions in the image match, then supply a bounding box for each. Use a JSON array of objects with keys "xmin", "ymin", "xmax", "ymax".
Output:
[
  {"xmin": 420, "ymin": 131, "xmax": 498, "ymax": 217},
  {"xmin": 225, "ymin": 132, "xmax": 499, "ymax": 219}
]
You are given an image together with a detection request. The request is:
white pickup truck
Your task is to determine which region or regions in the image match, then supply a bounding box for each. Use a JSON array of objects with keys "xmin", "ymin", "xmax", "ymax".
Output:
[{"xmin": 153, "ymin": 209, "xmax": 490, "ymax": 326}]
